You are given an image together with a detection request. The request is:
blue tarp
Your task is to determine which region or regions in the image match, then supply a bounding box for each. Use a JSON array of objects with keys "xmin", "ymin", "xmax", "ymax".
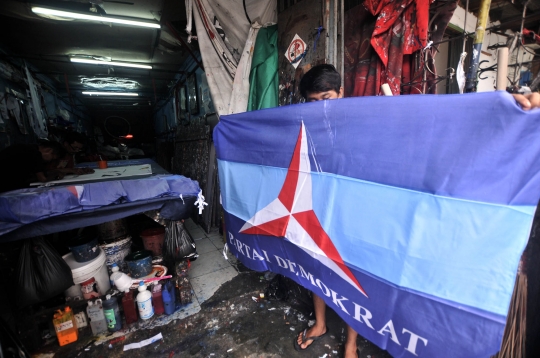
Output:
[{"xmin": 0, "ymin": 173, "xmax": 201, "ymax": 242}]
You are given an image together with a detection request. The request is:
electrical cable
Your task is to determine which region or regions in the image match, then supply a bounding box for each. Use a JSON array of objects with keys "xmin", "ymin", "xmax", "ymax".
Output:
[{"xmin": 242, "ymin": 0, "xmax": 252, "ymax": 25}]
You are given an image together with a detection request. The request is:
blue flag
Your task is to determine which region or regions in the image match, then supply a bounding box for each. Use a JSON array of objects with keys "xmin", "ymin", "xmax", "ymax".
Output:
[{"xmin": 214, "ymin": 91, "xmax": 540, "ymax": 357}]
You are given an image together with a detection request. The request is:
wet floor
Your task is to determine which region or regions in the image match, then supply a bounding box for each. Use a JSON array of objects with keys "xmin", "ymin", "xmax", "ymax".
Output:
[{"xmin": 31, "ymin": 220, "xmax": 392, "ymax": 358}]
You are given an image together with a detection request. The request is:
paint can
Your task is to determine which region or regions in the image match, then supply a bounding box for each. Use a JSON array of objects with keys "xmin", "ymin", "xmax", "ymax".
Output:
[
  {"xmin": 140, "ymin": 227, "xmax": 165, "ymax": 256},
  {"xmin": 69, "ymin": 234, "xmax": 100, "ymax": 263},
  {"xmin": 124, "ymin": 250, "xmax": 152, "ymax": 278},
  {"xmin": 100, "ymin": 236, "xmax": 132, "ymax": 273}
]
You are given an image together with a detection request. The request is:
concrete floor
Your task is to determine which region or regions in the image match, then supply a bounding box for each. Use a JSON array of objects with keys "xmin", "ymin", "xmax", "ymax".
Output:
[{"xmin": 31, "ymin": 219, "xmax": 390, "ymax": 358}]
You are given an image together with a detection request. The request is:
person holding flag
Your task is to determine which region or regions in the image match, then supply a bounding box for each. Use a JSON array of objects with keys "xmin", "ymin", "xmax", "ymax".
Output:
[{"xmin": 293, "ymin": 63, "xmax": 540, "ymax": 358}]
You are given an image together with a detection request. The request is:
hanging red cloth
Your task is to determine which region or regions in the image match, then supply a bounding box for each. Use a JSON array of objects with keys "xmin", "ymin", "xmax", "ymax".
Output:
[{"xmin": 344, "ymin": 0, "xmax": 432, "ymax": 96}]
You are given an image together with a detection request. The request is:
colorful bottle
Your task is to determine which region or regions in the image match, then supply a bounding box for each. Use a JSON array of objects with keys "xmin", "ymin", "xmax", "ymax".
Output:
[
  {"xmin": 109, "ymin": 263, "xmax": 122, "ymax": 288},
  {"xmin": 102, "ymin": 295, "xmax": 122, "ymax": 332},
  {"xmin": 86, "ymin": 299, "xmax": 108, "ymax": 336},
  {"xmin": 162, "ymin": 280, "xmax": 176, "ymax": 315},
  {"xmin": 152, "ymin": 284, "xmax": 164, "ymax": 316},
  {"xmin": 122, "ymin": 289, "xmax": 139, "ymax": 325},
  {"xmin": 136, "ymin": 282, "xmax": 154, "ymax": 320},
  {"xmin": 53, "ymin": 306, "xmax": 78, "ymax": 346}
]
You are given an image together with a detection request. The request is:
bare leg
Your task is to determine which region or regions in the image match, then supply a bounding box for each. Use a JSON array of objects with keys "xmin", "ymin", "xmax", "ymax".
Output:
[
  {"xmin": 344, "ymin": 325, "xmax": 358, "ymax": 358},
  {"xmin": 296, "ymin": 293, "xmax": 328, "ymax": 349}
]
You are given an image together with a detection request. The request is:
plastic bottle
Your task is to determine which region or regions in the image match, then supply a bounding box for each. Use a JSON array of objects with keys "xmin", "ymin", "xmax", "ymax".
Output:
[
  {"xmin": 162, "ymin": 280, "xmax": 176, "ymax": 315},
  {"xmin": 52, "ymin": 306, "xmax": 78, "ymax": 346},
  {"xmin": 136, "ymin": 281, "xmax": 154, "ymax": 320},
  {"xmin": 109, "ymin": 263, "xmax": 122, "ymax": 288},
  {"xmin": 152, "ymin": 284, "xmax": 164, "ymax": 316},
  {"xmin": 86, "ymin": 299, "xmax": 108, "ymax": 336},
  {"xmin": 102, "ymin": 295, "xmax": 122, "ymax": 332},
  {"xmin": 122, "ymin": 289, "xmax": 139, "ymax": 325}
]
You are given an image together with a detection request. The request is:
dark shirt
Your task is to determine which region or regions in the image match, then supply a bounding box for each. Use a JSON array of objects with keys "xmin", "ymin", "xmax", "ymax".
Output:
[{"xmin": 0, "ymin": 144, "xmax": 45, "ymax": 193}]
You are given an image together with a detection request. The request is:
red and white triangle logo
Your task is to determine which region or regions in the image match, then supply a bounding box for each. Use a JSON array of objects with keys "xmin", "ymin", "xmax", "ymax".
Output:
[{"xmin": 240, "ymin": 122, "xmax": 368, "ymax": 297}]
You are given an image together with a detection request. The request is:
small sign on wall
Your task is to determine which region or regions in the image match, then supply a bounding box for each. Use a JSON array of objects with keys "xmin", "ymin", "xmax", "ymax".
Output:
[{"xmin": 285, "ymin": 34, "xmax": 307, "ymax": 69}]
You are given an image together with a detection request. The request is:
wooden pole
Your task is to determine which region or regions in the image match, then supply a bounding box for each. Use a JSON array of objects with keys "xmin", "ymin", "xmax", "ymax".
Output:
[{"xmin": 496, "ymin": 48, "xmax": 509, "ymax": 91}]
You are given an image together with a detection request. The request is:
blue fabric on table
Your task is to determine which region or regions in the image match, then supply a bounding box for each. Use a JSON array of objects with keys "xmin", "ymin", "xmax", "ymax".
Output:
[{"xmin": 0, "ymin": 174, "xmax": 200, "ymax": 241}]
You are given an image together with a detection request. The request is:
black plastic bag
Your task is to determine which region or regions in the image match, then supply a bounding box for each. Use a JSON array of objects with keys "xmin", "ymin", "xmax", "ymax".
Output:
[
  {"xmin": 14, "ymin": 238, "xmax": 74, "ymax": 308},
  {"xmin": 163, "ymin": 221, "xmax": 198, "ymax": 262}
]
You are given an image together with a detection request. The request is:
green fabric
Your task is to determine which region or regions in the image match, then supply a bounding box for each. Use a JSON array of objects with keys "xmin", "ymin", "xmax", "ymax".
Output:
[{"xmin": 248, "ymin": 24, "xmax": 278, "ymax": 111}]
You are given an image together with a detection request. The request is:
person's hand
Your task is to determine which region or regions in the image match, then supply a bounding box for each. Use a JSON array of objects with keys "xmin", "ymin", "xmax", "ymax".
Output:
[{"xmin": 512, "ymin": 93, "xmax": 540, "ymax": 110}]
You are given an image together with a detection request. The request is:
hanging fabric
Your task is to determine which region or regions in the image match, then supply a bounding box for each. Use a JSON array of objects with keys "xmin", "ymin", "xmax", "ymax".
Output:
[
  {"xmin": 247, "ymin": 24, "xmax": 278, "ymax": 111},
  {"xmin": 6, "ymin": 95, "xmax": 26, "ymax": 134},
  {"xmin": 192, "ymin": 3, "xmax": 233, "ymax": 115},
  {"xmin": 185, "ymin": 0, "xmax": 194, "ymax": 43},
  {"xmin": 189, "ymin": 0, "xmax": 277, "ymax": 115},
  {"xmin": 192, "ymin": 0, "xmax": 239, "ymax": 80},
  {"xmin": 344, "ymin": 0, "xmax": 457, "ymax": 96},
  {"xmin": 24, "ymin": 64, "xmax": 48, "ymax": 138},
  {"xmin": 457, "ymin": 52, "xmax": 468, "ymax": 94},
  {"xmin": 229, "ymin": 22, "xmax": 262, "ymax": 114}
]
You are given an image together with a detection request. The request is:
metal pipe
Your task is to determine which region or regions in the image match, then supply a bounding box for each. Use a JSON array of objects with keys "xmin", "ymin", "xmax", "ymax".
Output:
[{"xmin": 465, "ymin": 0, "xmax": 492, "ymax": 92}]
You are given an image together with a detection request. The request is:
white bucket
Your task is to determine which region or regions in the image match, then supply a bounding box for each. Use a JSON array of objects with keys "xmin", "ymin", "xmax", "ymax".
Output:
[{"xmin": 63, "ymin": 248, "xmax": 111, "ymax": 299}]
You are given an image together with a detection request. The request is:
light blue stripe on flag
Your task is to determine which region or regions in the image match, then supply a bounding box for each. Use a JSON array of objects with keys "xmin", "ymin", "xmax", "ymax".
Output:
[{"xmin": 219, "ymin": 159, "xmax": 534, "ymax": 316}]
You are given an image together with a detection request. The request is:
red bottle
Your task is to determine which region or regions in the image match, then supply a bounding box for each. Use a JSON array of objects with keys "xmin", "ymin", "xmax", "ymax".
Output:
[
  {"xmin": 121, "ymin": 289, "xmax": 138, "ymax": 325},
  {"xmin": 152, "ymin": 284, "xmax": 165, "ymax": 315}
]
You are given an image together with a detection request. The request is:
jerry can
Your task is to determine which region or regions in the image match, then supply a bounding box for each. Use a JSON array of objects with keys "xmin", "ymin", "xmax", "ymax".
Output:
[{"xmin": 52, "ymin": 306, "xmax": 78, "ymax": 346}]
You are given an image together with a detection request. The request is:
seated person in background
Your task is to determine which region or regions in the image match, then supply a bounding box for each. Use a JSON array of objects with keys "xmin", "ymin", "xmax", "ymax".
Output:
[
  {"xmin": 0, "ymin": 141, "xmax": 66, "ymax": 193},
  {"xmin": 47, "ymin": 132, "xmax": 94, "ymax": 175}
]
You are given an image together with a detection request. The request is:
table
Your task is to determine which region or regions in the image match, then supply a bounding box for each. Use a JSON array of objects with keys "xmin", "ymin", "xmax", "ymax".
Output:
[{"xmin": 0, "ymin": 159, "xmax": 201, "ymax": 242}]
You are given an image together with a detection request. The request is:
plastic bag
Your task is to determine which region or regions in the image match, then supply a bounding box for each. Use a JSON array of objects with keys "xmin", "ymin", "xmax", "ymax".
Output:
[
  {"xmin": 163, "ymin": 221, "xmax": 198, "ymax": 262},
  {"xmin": 14, "ymin": 238, "xmax": 74, "ymax": 308}
]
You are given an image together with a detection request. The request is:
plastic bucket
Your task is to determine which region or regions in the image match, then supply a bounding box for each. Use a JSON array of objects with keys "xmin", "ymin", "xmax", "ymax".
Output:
[
  {"xmin": 63, "ymin": 248, "xmax": 111, "ymax": 298},
  {"xmin": 100, "ymin": 236, "xmax": 132, "ymax": 273},
  {"xmin": 124, "ymin": 250, "xmax": 152, "ymax": 278},
  {"xmin": 140, "ymin": 227, "xmax": 165, "ymax": 256},
  {"xmin": 69, "ymin": 235, "xmax": 100, "ymax": 263}
]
